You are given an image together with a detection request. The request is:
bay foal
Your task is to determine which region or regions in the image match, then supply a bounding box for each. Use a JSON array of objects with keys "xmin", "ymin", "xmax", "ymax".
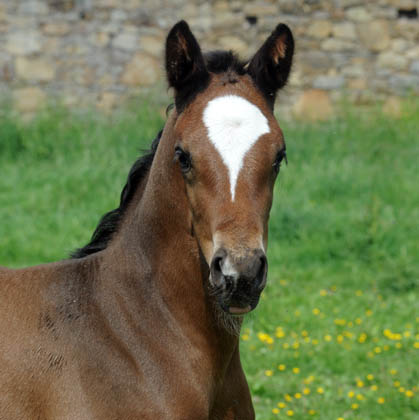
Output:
[{"xmin": 0, "ymin": 21, "xmax": 294, "ymax": 419}]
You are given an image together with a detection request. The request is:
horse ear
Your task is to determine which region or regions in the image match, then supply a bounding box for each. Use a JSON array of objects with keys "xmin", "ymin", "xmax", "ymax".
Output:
[
  {"xmin": 247, "ymin": 23, "xmax": 294, "ymax": 109},
  {"xmin": 165, "ymin": 20, "xmax": 209, "ymax": 111}
]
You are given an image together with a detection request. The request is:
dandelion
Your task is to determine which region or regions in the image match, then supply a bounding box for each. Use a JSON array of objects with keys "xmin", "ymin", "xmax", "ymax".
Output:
[
  {"xmin": 337, "ymin": 418, "xmax": 345, "ymax": 420},
  {"xmin": 393, "ymin": 381, "xmax": 400, "ymax": 387},
  {"xmin": 348, "ymin": 391, "xmax": 355, "ymax": 398},
  {"xmin": 265, "ymin": 370, "xmax": 273, "ymax": 377},
  {"xmin": 317, "ymin": 387, "xmax": 324, "ymax": 394},
  {"xmin": 324, "ymin": 334, "xmax": 332, "ymax": 342},
  {"xmin": 355, "ymin": 290, "xmax": 363, "ymax": 296},
  {"xmin": 303, "ymin": 388, "xmax": 311, "ymax": 395},
  {"xmin": 295, "ymin": 392, "xmax": 302, "ymax": 399},
  {"xmin": 285, "ymin": 394, "xmax": 293, "ymax": 402},
  {"xmin": 389, "ymin": 369, "xmax": 397, "ymax": 375},
  {"xmin": 414, "ymin": 342, "xmax": 419, "ymax": 349},
  {"xmin": 312, "ymin": 339, "xmax": 319, "ymax": 345},
  {"xmin": 241, "ymin": 334, "xmax": 250, "ymax": 341},
  {"xmin": 356, "ymin": 380, "xmax": 364, "ymax": 388},
  {"xmin": 320, "ymin": 289, "xmax": 327, "ymax": 296},
  {"xmin": 399, "ymin": 387, "xmax": 405, "ymax": 393},
  {"xmin": 366, "ymin": 309, "xmax": 373, "ymax": 316},
  {"xmin": 351, "ymin": 403, "xmax": 359, "ymax": 410},
  {"xmin": 356, "ymin": 394, "xmax": 364, "ymax": 401},
  {"xmin": 278, "ymin": 402, "xmax": 286, "ymax": 408},
  {"xmin": 286, "ymin": 410, "xmax": 294, "ymax": 416},
  {"xmin": 355, "ymin": 318, "xmax": 362, "ymax": 325},
  {"xmin": 370, "ymin": 385, "xmax": 378, "ymax": 391},
  {"xmin": 293, "ymin": 367, "xmax": 300, "ymax": 374},
  {"xmin": 404, "ymin": 331, "xmax": 411, "ymax": 338},
  {"xmin": 337, "ymin": 334, "xmax": 344, "ymax": 343},
  {"xmin": 302, "ymin": 330, "xmax": 309, "ymax": 337},
  {"xmin": 312, "ymin": 308, "xmax": 320, "ymax": 315},
  {"xmin": 396, "ymin": 342, "xmax": 402, "ymax": 349},
  {"xmin": 377, "ymin": 397, "xmax": 385, "ymax": 404},
  {"xmin": 358, "ymin": 333, "xmax": 367, "ymax": 343},
  {"xmin": 309, "ymin": 409, "xmax": 316, "ymax": 415},
  {"xmin": 283, "ymin": 343, "xmax": 290, "ymax": 349},
  {"xmin": 366, "ymin": 374, "xmax": 374, "ymax": 381},
  {"xmin": 406, "ymin": 390, "xmax": 414, "ymax": 397},
  {"xmin": 272, "ymin": 408, "xmax": 280, "ymax": 415},
  {"xmin": 278, "ymin": 364, "xmax": 286, "ymax": 371},
  {"xmin": 374, "ymin": 346, "xmax": 382, "ymax": 354}
]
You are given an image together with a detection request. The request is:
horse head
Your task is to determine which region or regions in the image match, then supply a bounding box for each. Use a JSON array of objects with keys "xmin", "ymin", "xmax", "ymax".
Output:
[{"xmin": 165, "ymin": 21, "xmax": 294, "ymax": 316}]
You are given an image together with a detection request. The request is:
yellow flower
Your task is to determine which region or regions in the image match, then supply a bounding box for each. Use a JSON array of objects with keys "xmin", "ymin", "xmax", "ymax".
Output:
[
  {"xmin": 312, "ymin": 308, "xmax": 320, "ymax": 315},
  {"xmin": 356, "ymin": 380, "xmax": 364, "ymax": 388},
  {"xmin": 293, "ymin": 367, "xmax": 300, "ymax": 374},
  {"xmin": 317, "ymin": 387, "xmax": 324, "ymax": 394},
  {"xmin": 294, "ymin": 310, "xmax": 301, "ymax": 316},
  {"xmin": 414, "ymin": 342, "xmax": 419, "ymax": 349},
  {"xmin": 312, "ymin": 339, "xmax": 319, "ymax": 345},
  {"xmin": 287, "ymin": 410, "xmax": 294, "ymax": 416},
  {"xmin": 285, "ymin": 394, "xmax": 293, "ymax": 402},
  {"xmin": 374, "ymin": 346, "xmax": 382, "ymax": 354},
  {"xmin": 389, "ymin": 369, "xmax": 397, "ymax": 375},
  {"xmin": 394, "ymin": 381, "xmax": 401, "ymax": 387},
  {"xmin": 377, "ymin": 397, "xmax": 385, "ymax": 404},
  {"xmin": 396, "ymin": 342, "xmax": 402, "ymax": 349},
  {"xmin": 406, "ymin": 390, "xmax": 414, "ymax": 397},
  {"xmin": 278, "ymin": 364, "xmax": 286, "ymax": 371},
  {"xmin": 324, "ymin": 334, "xmax": 332, "ymax": 342},
  {"xmin": 302, "ymin": 330, "xmax": 309, "ymax": 337},
  {"xmin": 399, "ymin": 387, "xmax": 405, "ymax": 393},
  {"xmin": 367, "ymin": 374, "xmax": 374, "ymax": 381},
  {"xmin": 278, "ymin": 402, "xmax": 286, "ymax": 408},
  {"xmin": 320, "ymin": 289, "xmax": 327, "ymax": 296},
  {"xmin": 272, "ymin": 408, "xmax": 280, "ymax": 414},
  {"xmin": 337, "ymin": 418, "xmax": 345, "ymax": 420},
  {"xmin": 366, "ymin": 309, "xmax": 373, "ymax": 316},
  {"xmin": 295, "ymin": 393, "xmax": 302, "ymax": 399},
  {"xmin": 241, "ymin": 334, "xmax": 250, "ymax": 341},
  {"xmin": 337, "ymin": 335, "xmax": 344, "ymax": 343},
  {"xmin": 309, "ymin": 409, "xmax": 316, "ymax": 415},
  {"xmin": 303, "ymin": 388, "xmax": 311, "ymax": 395},
  {"xmin": 265, "ymin": 370, "xmax": 273, "ymax": 377},
  {"xmin": 358, "ymin": 333, "xmax": 367, "ymax": 343},
  {"xmin": 356, "ymin": 394, "xmax": 364, "ymax": 401},
  {"xmin": 370, "ymin": 385, "xmax": 378, "ymax": 391},
  {"xmin": 355, "ymin": 318, "xmax": 362, "ymax": 324},
  {"xmin": 355, "ymin": 290, "xmax": 363, "ymax": 296},
  {"xmin": 351, "ymin": 403, "xmax": 359, "ymax": 409},
  {"xmin": 348, "ymin": 391, "xmax": 355, "ymax": 398}
]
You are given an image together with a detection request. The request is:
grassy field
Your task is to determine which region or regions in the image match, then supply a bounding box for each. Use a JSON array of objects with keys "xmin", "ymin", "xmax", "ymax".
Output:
[{"xmin": 1, "ymin": 100, "xmax": 418, "ymax": 419}]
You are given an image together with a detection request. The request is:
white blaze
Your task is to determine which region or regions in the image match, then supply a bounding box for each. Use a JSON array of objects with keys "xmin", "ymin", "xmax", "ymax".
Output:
[{"xmin": 202, "ymin": 95, "xmax": 270, "ymax": 201}]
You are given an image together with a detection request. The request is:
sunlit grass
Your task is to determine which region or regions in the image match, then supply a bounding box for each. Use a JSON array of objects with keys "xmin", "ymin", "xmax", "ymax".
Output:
[{"xmin": 1, "ymin": 99, "xmax": 418, "ymax": 419}]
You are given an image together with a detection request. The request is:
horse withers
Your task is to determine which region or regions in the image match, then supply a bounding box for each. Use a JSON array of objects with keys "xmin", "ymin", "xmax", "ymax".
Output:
[{"xmin": 0, "ymin": 20, "xmax": 294, "ymax": 419}]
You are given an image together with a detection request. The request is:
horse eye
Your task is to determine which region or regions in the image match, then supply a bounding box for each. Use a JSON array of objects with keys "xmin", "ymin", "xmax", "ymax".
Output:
[
  {"xmin": 174, "ymin": 146, "xmax": 192, "ymax": 173},
  {"xmin": 273, "ymin": 149, "xmax": 287, "ymax": 173}
]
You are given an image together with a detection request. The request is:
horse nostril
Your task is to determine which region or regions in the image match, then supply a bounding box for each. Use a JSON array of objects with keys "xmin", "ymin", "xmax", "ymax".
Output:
[
  {"xmin": 255, "ymin": 252, "xmax": 268, "ymax": 290},
  {"xmin": 210, "ymin": 249, "xmax": 227, "ymax": 288}
]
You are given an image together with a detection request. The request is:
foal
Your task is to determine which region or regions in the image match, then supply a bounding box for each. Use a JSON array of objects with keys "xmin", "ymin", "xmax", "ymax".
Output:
[{"xmin": 0, "ymin": 21, "xmax": 294, "ymax": 419}]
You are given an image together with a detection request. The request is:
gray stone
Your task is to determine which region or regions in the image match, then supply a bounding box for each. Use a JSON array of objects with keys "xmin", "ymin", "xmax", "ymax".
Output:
[
  {"xmin": 18, "ymin": 1, "xmax": 48, "ymax": 15},
  {"xmin": 346, "ymin": 7, "xmax": 372, "ymax": 21},
  {"xmin": 6, "ymin": 31, "xmax": 42, "ymax": 55},
  {"xmin": 112, "ymin": 31, "xmax": 139, "ymax": 51},
  {"xmin": 312, "ymin": 75, "xmax": 345, "ymax": 90},
  {"xmin": 321, "ymin": 38, "xmax": 356, "ymax": 51},
  {"xmin": 389, "ymin": 74, "xmax": 419, "ymax": 93},
  {"xmin": 410, "ymin": 60, "xmax": 419, "ymax": 74},
  {"xmin": 332, "ymin": 22, "xmax": 357, "ymax": 39},
  {"xmin": 377, "ymin": 52, "xmax": 408, "ymax": 70}
]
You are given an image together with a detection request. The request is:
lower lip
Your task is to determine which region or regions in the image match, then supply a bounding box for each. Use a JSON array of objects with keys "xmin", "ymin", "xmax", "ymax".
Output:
[{"xmin": 228, "ymin": 305, "xmax": 252, "ymax": 315}]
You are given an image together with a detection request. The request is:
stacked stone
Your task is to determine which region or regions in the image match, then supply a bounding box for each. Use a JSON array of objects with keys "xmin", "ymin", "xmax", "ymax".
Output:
[{"xmin": 0, "ymin": 0, "xmax": 418, "ymax": 118}]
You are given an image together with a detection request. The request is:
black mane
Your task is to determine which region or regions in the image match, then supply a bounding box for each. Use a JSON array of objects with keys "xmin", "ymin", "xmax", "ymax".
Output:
[
  {"xmin": 204, "ymin": 51, "xmax": 247, "ymax": 75},
  {"xmin": 72, "ymin": 51, "xmax": 247, "ymax": 259},
  {"xmin": 71, "ymin": 130, "xmax": 162, "ymax": 259}
]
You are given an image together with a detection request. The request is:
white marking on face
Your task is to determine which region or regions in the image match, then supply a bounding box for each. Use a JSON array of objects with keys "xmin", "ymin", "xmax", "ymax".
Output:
[{"xmin": 202, "ymin": 95, "xmax": 270, "ymax": 201}]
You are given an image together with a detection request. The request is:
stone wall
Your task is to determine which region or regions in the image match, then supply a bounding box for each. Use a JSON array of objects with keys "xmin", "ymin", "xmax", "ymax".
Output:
[{"xmin": 0, "ymin": 0, "xmax": 418, "ymax": 118}]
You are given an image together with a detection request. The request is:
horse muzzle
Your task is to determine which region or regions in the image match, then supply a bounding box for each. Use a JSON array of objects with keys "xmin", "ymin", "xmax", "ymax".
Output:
[{"xmin": 209, "ymin": 247, "xmax": 267, "ymax": 315}]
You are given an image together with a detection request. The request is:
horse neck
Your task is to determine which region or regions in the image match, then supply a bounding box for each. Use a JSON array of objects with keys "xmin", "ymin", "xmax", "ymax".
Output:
[{"xmin": 106, "ymin": 112, "xmax": 240, "ymax": 350}]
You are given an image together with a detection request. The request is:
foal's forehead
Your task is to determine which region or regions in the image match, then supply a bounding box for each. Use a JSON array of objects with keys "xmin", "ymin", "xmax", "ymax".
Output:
[{"xmin": 197, "ymin": 93, "xmax": 280, "ymax": 200}]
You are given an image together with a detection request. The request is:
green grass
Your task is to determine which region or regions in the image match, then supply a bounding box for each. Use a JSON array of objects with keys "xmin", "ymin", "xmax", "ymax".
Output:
[{"xmin": 1, "ymin": 100, "xmax": 418, "ymax": 419}]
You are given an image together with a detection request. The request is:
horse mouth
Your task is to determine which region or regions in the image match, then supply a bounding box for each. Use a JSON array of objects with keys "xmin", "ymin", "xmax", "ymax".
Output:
[{"xmin": 228, "ymin": 305, "xmax": 253, "ymax": 316}]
